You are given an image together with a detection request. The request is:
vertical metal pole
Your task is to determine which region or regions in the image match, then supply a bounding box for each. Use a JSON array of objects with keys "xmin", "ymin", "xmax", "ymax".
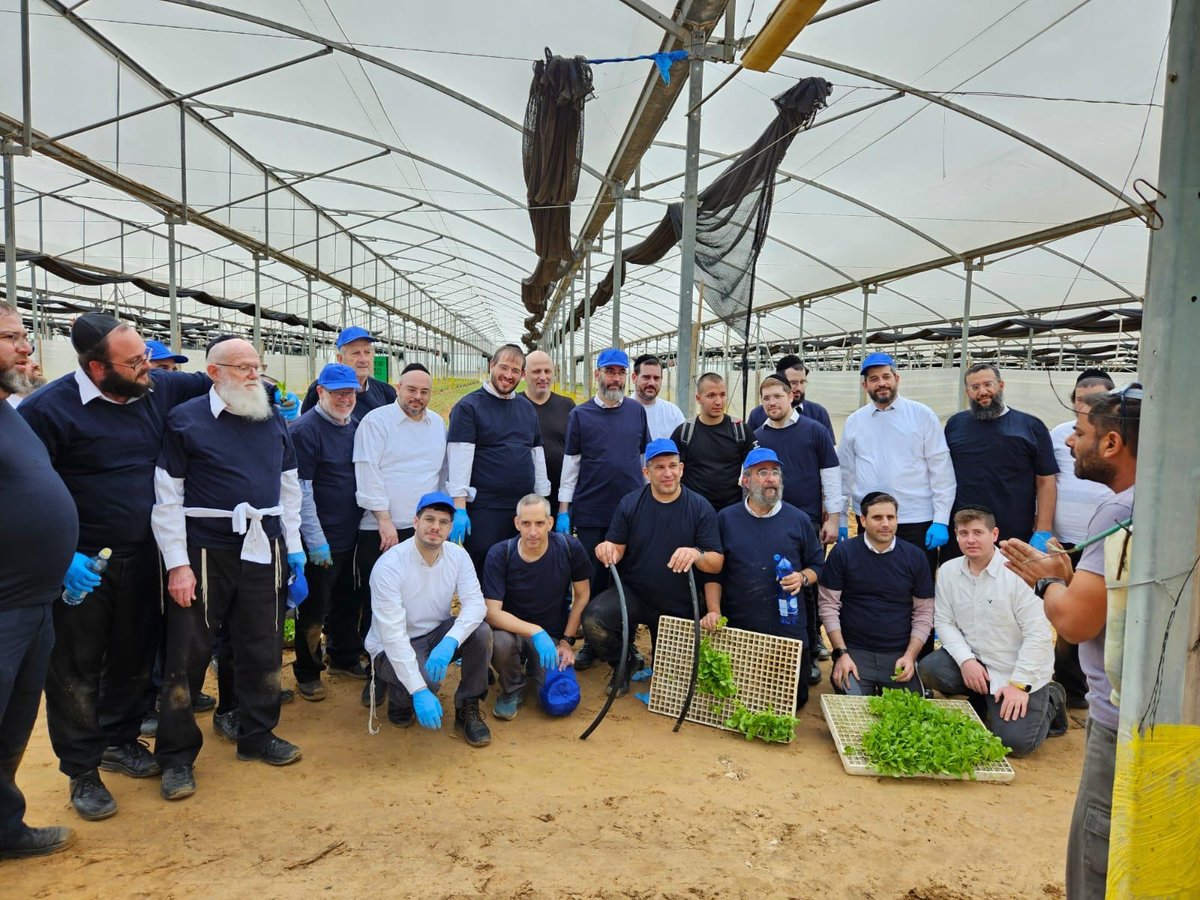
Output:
[
  {"xmin": 675, "ymin": 28, "xmax": 705, "ymax": 417},
  {"xmin": 306, "ymin": 275, "xmax": 315, "ymax": 382},
  {"xmin": 178, "ymin": 104, "xmax": 189, "ymax": 223},
  {"xmin": 569, "ymin": 278, "xmax": 577, "ymax": 395},
  {"xmin": 1110, "ymin": 4, "xmax": 1200, "ymax": 894},
  {"xmin": 27, "ymin": 261, "xmax": 39, "ymax": 361},
  {"xmin": 612, "ymin": 184, "xmax": 624, "ymax": 345},
  {"xmin": 860, "ymin": 285, "xmax": 870, "ymax": 355},
  {"xmin": 723, "ymin": 321, "xmax": 731, "ymax": 404},
  {"xmin": 3, "ymin": 144, "xmax": 17, "ymax": 311},
  {"xmin": 798, "ymin": 301, "xmax": 806, "ymax": 359},
  {"xmin": 167, "ymin": 218, "xmax": 179, "ymax": 351},
  {"xmin": 20, "ymin": 0, "xmax": 32, "ymax": 152},
  {"xmin": 584, "ymin": 248, "xmax": 592, "ymax": 369},
  {"xmin": 252, "ymin": 254, "xmax": 262, "ymax": 352},
  {"xmin": 1026, "ymin": 327, "xmax": 1033, "ymax": 368},
  {"xmin": 958, "ymin": 261, "xmax": 975, "ymax": 410}
]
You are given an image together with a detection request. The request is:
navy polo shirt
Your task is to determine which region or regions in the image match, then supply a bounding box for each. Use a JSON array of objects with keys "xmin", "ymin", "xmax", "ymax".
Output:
[
  {"xmin": 717, "ymin": 501, "xmax": 824, "ymax": 641},
  {"xmin": 943, "ymin": 408, "xmax": 1057, "ymax": 542},
  {"xmin": 753, "ymin": 415, "xmax": 838, "ymax": 524},
  {"xmin": 448, "ymin": 388, "xmax": 544, "ymax": 510},
  {"xmin": 19, "ymin": 368, "xmax": 210, "ymax": 554},
  {"xmin": 0, "ymin": 402, "xmax": 78, "ymax": 609},
  {"xmin": 158, "ymin": 396, "xmax": 297, "ymax": 551},
  {"xmin": 747, "ymin": 399, "xmax": 834, "ymax": 437},
  {"xmin": 820, "ymin": 536, "xmax": 933, "ymax": 652},
  {"xmin": 564, "ymin": 399, "xmax": 649, "ymax": 527},
  {"xmin": 290, "ymin": 408, "xmax": 360, "ymax": 553},
  {"xmin": 606, "ymin": 485, "xmax": 722, "ymax": 618},
  {"xmin": 481, "ymin": 533, "xmax": 593, "ymax": 638},
  {"xmin": 301, "ymin": 376, "xmax": 396, "ymax": 423}
]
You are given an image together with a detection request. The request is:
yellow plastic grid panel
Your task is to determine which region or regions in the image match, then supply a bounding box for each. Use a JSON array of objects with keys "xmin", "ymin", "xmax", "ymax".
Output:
[
  {"xmin": 820, "ymin": 693, "xmax": 1016, "ymax": 782},
  {"xmin": 648, "ymin": 616, "xmax": 803, "ymax": 738}
]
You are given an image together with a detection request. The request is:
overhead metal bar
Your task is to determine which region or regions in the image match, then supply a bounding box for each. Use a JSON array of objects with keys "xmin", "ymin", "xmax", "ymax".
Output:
[{"xmin": 31, "ymin": 48, "xmax": 333, "ymax": 149}]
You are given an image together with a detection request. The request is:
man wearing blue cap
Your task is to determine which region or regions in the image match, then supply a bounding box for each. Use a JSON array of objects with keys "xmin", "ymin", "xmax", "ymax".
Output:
[
  {"xmin": 838, "ymin": 352, "xmax": 956, "ymax": 578},
  {"xmin": 364, "ymin": 491, "xmax": 492, "ymax": 747},
  {"xmin": 582, "ymin": 438, "xmax": 724, "ymax": 695},
  {"xmin": 145, "ymin": 340, "xmax": 188, "ymax": 372},
  {"xmin": 447, "ymin": 344, "xmax": 550, "ymax": 576},
  {"xmin": 300, "ymin": 326, "xmax": 397, "ymax": 423},
  {"xmin": 288, "ymin": 363, "xmax": 363, "ymax": 701},
  {"xmin": 483, "ymin": 494, "xmax": 593, "ymax": 720},
  {"xmin": 713, "ymin": 447, "xmax": 825, "ymax": 709}
]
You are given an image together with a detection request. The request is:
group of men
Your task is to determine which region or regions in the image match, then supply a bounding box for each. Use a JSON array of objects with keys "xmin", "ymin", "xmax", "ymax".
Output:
[{"xmin": 0, "ymin": 305, "xmax": 1139, "ymax": 898}]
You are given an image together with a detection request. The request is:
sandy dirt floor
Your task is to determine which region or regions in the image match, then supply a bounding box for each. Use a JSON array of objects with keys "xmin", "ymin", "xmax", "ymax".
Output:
[{"xmin": 7, "ymin": 630, "xmax": 1086, "ymax": 900}]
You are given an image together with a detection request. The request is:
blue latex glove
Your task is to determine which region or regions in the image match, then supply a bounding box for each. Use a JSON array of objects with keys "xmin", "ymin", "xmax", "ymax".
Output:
[
  {"xmin": 531, "ymin": 630, "xmax": 558, "ymax": 671},
  {"xmin": 276, "ymin": 390, "xmax": 301, "ymax": 422},
  {"xmin": 449, "ymin": 508, "xmax": 471, "ymax": 545},
  {"xmin": 412, "ymin": 688, "xmax": 443, "ymax": 730},
  {"xmin": 287, "ymin": 552, "xmax": 306, "ymax": 580},
  {"xmin": 837, "ymin": 526, "xmax": 848, "ymax": 543},
  {"xmin": 1030, "ymin": 531, "xmax": 1054, "ymax": 552},
  {"xmin": 307, "ymin": 543, "xmax": 332, "ymax": 567},
  {"xmin": 924, "ymin": 522, "xmax": 950, "ymax": 550},
  {"xmin": 64, "ymin": 552, "xmax": 103, "ymax": 594},
  {"xmin": 555, "ymin": 511, "xmax": 571, "ymax": 535},
  {"xmin": 425, "ymin": 636, "xmax": 459, "ymax": 683}
]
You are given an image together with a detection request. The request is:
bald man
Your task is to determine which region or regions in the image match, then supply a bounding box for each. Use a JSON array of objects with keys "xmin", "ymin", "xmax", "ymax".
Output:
[
  {"xmin": 521, "ymin": 350, "xmax": 576, "ymax": 510},
  {"xmin": 151, "ymin": 337, "xmax": 305, "ymax": 801}
]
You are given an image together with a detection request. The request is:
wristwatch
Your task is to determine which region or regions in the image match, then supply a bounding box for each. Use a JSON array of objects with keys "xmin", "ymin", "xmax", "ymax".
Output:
[
  {"xmin": 831, "ymin": 647, "xmax": 848, "ymax": 663},
  {"xmin": 561, "ymin": 635, "xmax": 578, "ymax": 646},
  {"xmin": 1008, "ymin": 680, "xmax": 1031, "ymax": 692},
  {"xmin": 1034, "ymin": 577, "xmax": 1068, "ymax": 599}
]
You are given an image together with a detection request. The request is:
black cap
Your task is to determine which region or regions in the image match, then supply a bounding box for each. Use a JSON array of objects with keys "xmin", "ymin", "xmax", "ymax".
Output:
[
  {"xmin": 71, "ymin": 312, "xmax": 121, "ymax": 354},
  {"xmin": 1075, "ymin": 368, "xmax": 1111, "ymax": 385}
]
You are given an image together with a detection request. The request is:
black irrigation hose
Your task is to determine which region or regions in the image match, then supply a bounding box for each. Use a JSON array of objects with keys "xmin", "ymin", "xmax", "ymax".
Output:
[
  {"xmin": 579, "ymin": 562, "xmax": 630, "ymax": 741},
  {"xmin": 673, "ymin": 568, "xmax": 702, "ymax": 733}
]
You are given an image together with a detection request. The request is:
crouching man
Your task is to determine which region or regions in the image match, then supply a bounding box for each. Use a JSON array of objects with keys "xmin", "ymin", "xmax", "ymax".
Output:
[
  {"xmin": 364, "ymin": 492, "xmax": 493, "ymax": 747},
  {"xmin": 482, "ymin": 495, "xmax": 592, "ymax": 720},
  {"xmin": 919, "ymin": 507, "xmax": 1067, "ymax": 756}
]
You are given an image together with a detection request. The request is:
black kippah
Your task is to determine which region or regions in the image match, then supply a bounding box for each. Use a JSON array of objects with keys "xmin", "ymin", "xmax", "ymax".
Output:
[
  {"xmin": 205, "ymin": 334, "xmax": 238, "ymax": 356},
  {"xmin": 1075, "ymin": 367, "xmax": 1111, "ymax": 385},
  {"xmin": 71, "ymin": 312, "xmax": 121, "ymax": 354},
  {"xmin": 401, "ymin": 362, "xmax": 430, "ymax": 375}
]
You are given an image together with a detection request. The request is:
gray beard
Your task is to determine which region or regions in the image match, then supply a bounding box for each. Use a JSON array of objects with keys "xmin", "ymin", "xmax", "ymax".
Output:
[
  {"xmin": 216, "ymin": 380, "xmax": 273, "ymax": 420},
  {"xmin": 968, "ymin": 394, "xmax": 1006, "ymax": 421},
  {"xmin": 0, "ymin": 368, "xmax": 34, "ymax": 395},
  {"xmin": 747, "ymin": 483, "xmax": 782, "ymax": 508},
  {"xmin": 599, "ymin": 386, "xmax": 624, "ymax": 405}
]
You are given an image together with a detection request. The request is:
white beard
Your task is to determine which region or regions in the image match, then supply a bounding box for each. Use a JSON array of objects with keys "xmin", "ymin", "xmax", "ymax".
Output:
[{"xmin": 216, "ymin": 379, "xmax": 273, "ymax": 420}]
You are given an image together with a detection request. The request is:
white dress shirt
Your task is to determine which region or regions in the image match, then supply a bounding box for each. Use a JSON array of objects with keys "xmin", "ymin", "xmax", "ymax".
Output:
[
  {"xmin": 75, "ymin": 366, "xmax": 144, "ymax": 406},
  {"xmin": 1049, "ymin": 420, "xmax": 1113, "ymax": 545},
  {"xmin": 152, "ymin": 388, "xmax": 302, "ymax": 570},
  {"xmin": 364, "ymin": 539, "xmax": 486, "ymax": 694},
  {"xmin": 640, "ymin": 397, "xmax": 685, "ymax": 441},
  {"xmin": 354, "ymin": 402, "xmax": 448, "ymax": 530},
  {"xmin": 446, "ymin": 380, "xmax": 550, "ymax": 501},
  {"xmin": 934, "ymin": 550, "xmax": 1054, "ymax": 691},
  {"xmin": 838, "ymin": 394, "xmax": 956, "ymax": 526}
]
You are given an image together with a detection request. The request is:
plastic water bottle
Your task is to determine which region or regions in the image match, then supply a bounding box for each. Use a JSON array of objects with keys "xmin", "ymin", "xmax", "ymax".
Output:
[
  {"xmin": 62, "ymin": 548, "xmax": 112, "ymax": 606},
  {"xmin": 774, "ymin": 554, "xmax": 798, "ymax": 626}
]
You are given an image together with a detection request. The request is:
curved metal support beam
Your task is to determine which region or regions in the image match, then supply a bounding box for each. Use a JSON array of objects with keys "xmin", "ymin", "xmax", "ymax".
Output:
[{"xmin": 781, "ymin": 51, "xmax": 1145, "ymax": 214}]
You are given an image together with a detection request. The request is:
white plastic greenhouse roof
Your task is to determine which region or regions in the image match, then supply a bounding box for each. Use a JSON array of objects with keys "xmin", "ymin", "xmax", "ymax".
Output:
[{"xmin": 0, "ymin": 0, "xmax": 1167, "ymax": 357}]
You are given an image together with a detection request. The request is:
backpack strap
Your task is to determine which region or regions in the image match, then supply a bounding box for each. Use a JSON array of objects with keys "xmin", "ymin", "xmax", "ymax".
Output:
[{"xmin": 680, "ymin": 417, "xmax": 696, "ymax": 448}]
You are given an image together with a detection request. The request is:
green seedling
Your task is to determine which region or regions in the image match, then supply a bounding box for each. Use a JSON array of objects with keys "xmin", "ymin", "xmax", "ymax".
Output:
[
  {"xmin": 725, "ymin": 703, "xmax": 798, "ymax": 744},
  {"xmin": 697, "ymin": 617, "xmax": 737, "ymax": 703}
]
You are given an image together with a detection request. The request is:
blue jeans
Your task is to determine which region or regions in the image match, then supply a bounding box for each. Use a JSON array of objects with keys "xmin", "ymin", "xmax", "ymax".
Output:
[{"xmin": 0, "ymin": 604, "xmax": 55, "ymax": 839}]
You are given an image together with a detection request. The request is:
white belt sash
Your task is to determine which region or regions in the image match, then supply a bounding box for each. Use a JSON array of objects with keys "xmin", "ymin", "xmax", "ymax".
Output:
[{"xmin": 183, "ymin": 502, "xmax": 283, "ymax": 563}]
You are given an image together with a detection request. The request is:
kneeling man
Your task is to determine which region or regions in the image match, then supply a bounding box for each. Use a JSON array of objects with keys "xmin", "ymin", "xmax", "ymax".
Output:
[
  {"xmin": 483, "ymin": 495, "xmax": 592, "ymax": 720},
  {"xmin": 919, "ymin": 507, "xmax": 1067, "ymax": 756},
  {"xmin": 364, "ymin": 492, "xmax": 493, "ymax": 747}
]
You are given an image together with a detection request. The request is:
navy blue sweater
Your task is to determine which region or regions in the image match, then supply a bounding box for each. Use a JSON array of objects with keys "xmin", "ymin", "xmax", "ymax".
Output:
[
  {"xmin": 290, "ymin": 409, "xmax": 360, "ymax": 553},
  {"xmin": 564, "ymin": 399, "xmax": 649, "ymax": 527},
  {"xmin": 753, "ymin": 415, "xmax": 838, "ymax": 524},
  {"xmin": 448, "ymin": 388, "xmax": 544, "ymax": 510},
  {"xmin": 820, "ymin": 536, "xmax": 933, "ymax": 652}
]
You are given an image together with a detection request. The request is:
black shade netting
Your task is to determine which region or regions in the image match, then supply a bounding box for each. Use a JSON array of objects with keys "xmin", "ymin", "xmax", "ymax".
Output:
[{"xmin": 521, "ymin": 49, "xmax": 593, "ymax": 345}]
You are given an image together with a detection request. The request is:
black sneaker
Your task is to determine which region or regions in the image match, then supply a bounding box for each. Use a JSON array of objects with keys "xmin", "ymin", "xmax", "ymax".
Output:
[
  {"xmin": 100, "ymin": 741, "xmax": 161, "ymax": 778},
  {"xmin": 237, "ymin": 735, "xmax": 302, "ymax": 766},
  {"xmin": 193, "ymin": 692, "xmax": 217, "ymax": 713},
  {"xmin": 140, "ymin": 714, "xmax": 158, "ymax": 738},
  {"xmin": 296, "ymin": 679, "xmax": 326, "ymax": 702},
  {"xmin": 629, "ymin": 647, "xmax": 648, "ymax": 673},
  {"xmin": 1047, "ymin": 682, "xmax": 1069, "ymax": 738},
  {"xmin": 327, "ymin": 660, "xmax": 370, "ymax": 680},
  {"xmin": 814, "ymin": 644, "xmax": 832, "ymax": 662},
  {"xmin": 605, "ymin": 663, "xmax": 632, "ymax": 698},
  {"xmin": 454, "ymin": 701, "xmax": 491, "ymax": 747},
  {"xmin": 807, "ymin": 661, "xmax": 822, "ymax": 686},
  {"xmin": 387, "ymin": 705, "xmax": 415, "ymax": 728},
  {"xmin": 160, "ymin": 765, "xmax": 196, "ymax": 801},
  {"xmin": 0, "ymin": 826, "xmax": 76, "ymax": 860},
  {"xmin": 279, "ymin": 688, "xmax": 295, "ymax": 705},
  {"xmin": 212, "ymin": 710, "xmax": 239, "ymax": 743},
  {"xmin": 68, "ymin": 770, "xmax": 117, "ymax": 821},
  {"xmin": 573, "ymin": 642, "xmax": 595, "ymax": 671}
]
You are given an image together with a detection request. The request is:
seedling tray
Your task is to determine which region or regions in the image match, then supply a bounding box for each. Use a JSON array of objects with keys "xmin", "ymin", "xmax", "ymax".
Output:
[
  {"xmin": 648, "ymin": 615, "xmax": 803, "ymax": 739},
  {"xmin": 820, "ymin": 693, "xmax": 1015, "ymax": 782}
]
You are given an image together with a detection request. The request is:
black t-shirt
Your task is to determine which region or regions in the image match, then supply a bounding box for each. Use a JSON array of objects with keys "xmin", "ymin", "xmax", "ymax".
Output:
[
  {"xmin": 481, "ymin": 533, "xmax": 592, "ymax": 638},
  {"xmin": 944, "ymin": 407, "xmax": 1057, "ymax": 542},
  {"xmin": 301, "ymin": 377, "xmax": 396, "ymax": 423},
  {"xmin": 671, "ymin": 416, "xmax": 755, "ymax": 511},
  {"xmin": 523, "ymin": 391, "xmax": 575, "ymax": 509},
  {"xmin": 0, "ymin": 402, "xmax": 79, "ymax": 608},
  {"xmin": 606, "ymin": 486, "xmax": 723, "ymax": 618}
]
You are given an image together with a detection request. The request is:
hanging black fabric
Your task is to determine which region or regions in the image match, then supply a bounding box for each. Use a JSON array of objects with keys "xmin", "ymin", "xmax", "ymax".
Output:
[
  {"xmin": 572, "ymin": 77, "xmax": 832, "ymax": 338},
  {"xmin": 521, "ymin": 49, "xmax": 594, "ymax": 344}
]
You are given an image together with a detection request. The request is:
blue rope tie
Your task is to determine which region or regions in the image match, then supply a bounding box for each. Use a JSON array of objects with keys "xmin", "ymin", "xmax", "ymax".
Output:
[{"xmin": 586, "ymin": 49, "xmax": 690, "ymax": 84}]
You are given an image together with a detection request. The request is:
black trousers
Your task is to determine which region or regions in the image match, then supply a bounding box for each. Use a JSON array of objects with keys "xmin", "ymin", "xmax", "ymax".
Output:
[
  {"xmin": 575, "ymin": 526, "xmax": 611, "ymax": 598},
  {"xmin": 0, "ymin": 604, "xmax": 54, "ymax": 839},
  {"xmin": 895, "ymin": 520, "xmax": 937, "ymax": 659},
  {"xmin": 293, "ymin": 548, "xmax": 356, "ymax": 683},
  {"xmin": 45, "ymin": 545, "xmax": 161, "ymax": 777},
  {"xmin": 155, "ymin": 545, "xmax": 284, "ymax": 767},
  {"xmin": 463, "ymin": 507, "xmax": 518, "ymax": 578},
  {"xmin": 327, "ymin": 529, "xmax": 412, "ymax": 669}
]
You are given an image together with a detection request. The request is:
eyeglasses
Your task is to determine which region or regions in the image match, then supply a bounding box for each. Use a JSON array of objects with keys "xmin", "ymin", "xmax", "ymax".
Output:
[
  {"xmin": 214, "ymin": 361, "xmax": 267, "ymax": 375},
  {"xmin": 0, "ymin": 330, "xmax": 34, "ymax": 350},
  {"xmin": 965, "ymin": 380, "xmax": 1000, "ymax": 393},
  {"xmin": 109, "ymin": 350, "xmax": 152, "ymax": 371}
]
